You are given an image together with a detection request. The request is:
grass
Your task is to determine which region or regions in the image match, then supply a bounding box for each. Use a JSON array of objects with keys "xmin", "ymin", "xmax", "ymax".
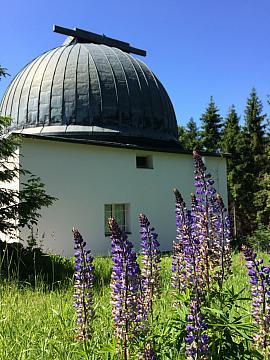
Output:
[{"xmin": 0, "ymin": 253, "xmax": 261, "ymax": 359}]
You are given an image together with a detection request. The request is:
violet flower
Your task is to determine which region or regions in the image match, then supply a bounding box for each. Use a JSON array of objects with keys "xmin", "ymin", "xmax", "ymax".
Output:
[
  {"xmin": 172, "ymin": 189, "xmax": 206, "ymax": 297},
  {"xmin": 211, "ymin": 194, "xmax": 232, "ymax": 286},
  {"xmin": 242, "ymin": 245, "xmax": 270, "ymax": 354},
  {"xmin": 109, "ymin": 217, "xmax": 140, "ymax": 359},
  {"xmin": 139, "ymin": 213, "xmax": 161, "ymax": 318},
  {"xmin": 143, "ymin": 343, "xmax": 158, "ymax": 360},
  {"xmin": 192, "ymin": 151, "xmax": 232, "ymax": 288},
  {"xmin": 185, "ymin": 299, "xmax": 209, "ymax": 360},
  {"xmin": 172, "ymin": 152, "xmax": 232, "ymax": 358},
  {"xmin": 172, "ymin": 189, "xmax": 188, "ymax": 296},
  {"xmin": 73, "ymin": 228, "xmax": 94, "ymax": 341}
]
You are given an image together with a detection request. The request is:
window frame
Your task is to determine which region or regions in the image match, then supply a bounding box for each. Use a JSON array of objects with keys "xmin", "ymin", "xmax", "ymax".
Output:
[{"xmin": 104, "ymin": 203, "xmax": 130, "ymax": 236}]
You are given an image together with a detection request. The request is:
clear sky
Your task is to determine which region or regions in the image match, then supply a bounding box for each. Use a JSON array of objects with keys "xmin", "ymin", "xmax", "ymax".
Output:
[{"xmin": 1, "ymin": 0, "xmax": 270, "ymax": 126}]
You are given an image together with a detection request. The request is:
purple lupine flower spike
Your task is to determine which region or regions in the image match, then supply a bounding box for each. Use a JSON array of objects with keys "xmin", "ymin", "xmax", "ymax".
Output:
[
  {"xmin": 172, "ymin": 188, "xmax": 205, "ymax": 296},
  {"xmin": 143, "ymin": 344, "xmax": 158, "ymax": 360},
  {"xmin": 242, "ymin": 245, "xmax": 270, "ymax": 355},
  {"xmin": 172, "ymin": 152, "xmax": 232, "ymax": 358},
  {"xmin": 109, "ymin": 218, "xmax": 140, "ymax": 359},
  {"xmin": 139, "ymin": 213, "xmax": 161, "ymax": 317},
  {"xmin": 73, "ymin": 228, "xmax": 94, "ymax": 341},
  {"xmin": 138, "ymin": 214, "xmax": 160, "ymax": 360},
  {"xmin": 192, "ymin": 151, "xmax": 232, "ymax": 289},
  {"xmin": 172, "ymin": 188, "xmax": 188, "ymax": 297},
  {"xmin": 186, "ymin": 299, "xmax": 209, "ymax": 360},
  {"xmin": 192, "ymin": 151, "xmax": 214, "ymax": 290},
  {"xmin": 211, "ymin": 194, "xmax": 232, "ymax": 286}
]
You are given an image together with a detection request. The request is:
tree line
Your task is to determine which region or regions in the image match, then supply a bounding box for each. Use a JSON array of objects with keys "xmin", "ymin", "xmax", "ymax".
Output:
[{"xmin": 178, "ymin": 88, "xmax": 270, "ymax": 238}]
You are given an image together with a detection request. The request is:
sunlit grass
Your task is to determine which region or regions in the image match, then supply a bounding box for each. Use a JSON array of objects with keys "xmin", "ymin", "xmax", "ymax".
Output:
[{"xmin": 0, "ymin": 253, "xmax": 260, "ymax": 359}]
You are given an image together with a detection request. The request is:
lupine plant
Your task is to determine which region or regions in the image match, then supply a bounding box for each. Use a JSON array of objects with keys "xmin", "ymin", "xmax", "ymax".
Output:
[
  {"xmin": 242, "ymin": 245, "xmax": 270, "ymax": 357},
  {"xmin": 139, "ymin": 213, "xmax": 161, "ymax": 360},
  {"xmin": 185, "ymin": 299, "xmax": 209, "ymax": 359},
  {"xmin": 69, "ymin": 150, "xmax": 269, "ymax": 359},
  {"xmin": 171, "ymin": 189, "xmax": 188, "ymax": 297},
  {"xmin": 139, "ymin": 213, "xmax": 161, "ymax": 319},
  {"xmin": 172, "ymin": 151, "xmax": 232, "ymax": 359},
  {"xmin": 108, "ymin": 217, "xmax": 140, "ymax": 359},
  {"xmin": 73, "ymin": 228, "xmax": 95, "ymax": 341}
]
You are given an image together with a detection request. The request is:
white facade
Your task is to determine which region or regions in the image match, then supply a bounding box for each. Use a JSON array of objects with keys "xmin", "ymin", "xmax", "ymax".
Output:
[{"xmin": 19, "ymin": 137, "xmax": 227, "ymax": 257}]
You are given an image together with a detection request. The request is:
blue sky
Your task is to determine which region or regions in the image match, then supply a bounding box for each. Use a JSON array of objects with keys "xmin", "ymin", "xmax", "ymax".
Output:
[{"xmin": 1, "ymin": 0, "xmax": 270, "ymax": 126}]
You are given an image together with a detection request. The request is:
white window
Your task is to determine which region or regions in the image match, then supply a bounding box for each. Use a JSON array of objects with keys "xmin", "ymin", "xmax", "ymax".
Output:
[{"xmin": 104, "ymin": 203, "xmax": 130, "ymax": 235}]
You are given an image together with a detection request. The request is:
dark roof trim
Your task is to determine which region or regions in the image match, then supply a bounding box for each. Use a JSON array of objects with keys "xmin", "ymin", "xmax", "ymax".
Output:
[
  {"xmin": 20, "ymin": 133, "xmax": 229, "ymax": 158},
  {"xmin": 53, "ymin": 25, "xmax": 147, "ymax": 56}
]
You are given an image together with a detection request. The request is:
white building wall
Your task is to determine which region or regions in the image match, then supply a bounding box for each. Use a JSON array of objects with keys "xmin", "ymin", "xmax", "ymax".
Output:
[{"xmin": 19, "ymin": 138, "xmax": 227, "ymax": 256}]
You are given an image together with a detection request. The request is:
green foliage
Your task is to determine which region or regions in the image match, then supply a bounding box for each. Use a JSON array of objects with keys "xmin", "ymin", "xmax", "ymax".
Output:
[
  {"xmin": 245, "ymin": 227, "xmax": 270, "ymax": 252},
  {"xmin": 220, "ymin": 106, "xmax": 247, "ymax": 236},
  {"xmin": 244, "ymin": 88, "xmax": 267, "ymax": 159},
  {"xmin": 200, "ymin": 96, "xmax": 223, "ymax": 152},
  {"xmin": 0, "ymin": 239, "xmax": 74, "ymax": 286},
  {"xmin": 253, "ymin": 142, "xmax": 270, "ymax": 228},
  {"xmin": 178, "ymin": 117, "xmax": 201, "ymax": 150},
  {"xmin": 237, "ymin": 88, "xmax": 269, "ymax": 234},
  {"xmin": 0, "ymin": 65, "xmax": 9, "ymax": 79},
  {"xmin": 0, "ymin": 115, "xmax": 56, "ymax": 236},
  {"xmin": 0, "ymin": 252, "xmax": 267, "ymax": 359},
  {"xmin": 220, "ymin": 105, "xmax": 241, "ymax": 156},
  {"xmin": 204, "ymin": 286, "xmax": 260, "ymax": 359},
  {"xmin": 0, "ymin": 67, "xmax": 56, "ymax": 237},
  {"xmin": 220, "ymin": 90, "xmax": 269, "ymax": 237}
]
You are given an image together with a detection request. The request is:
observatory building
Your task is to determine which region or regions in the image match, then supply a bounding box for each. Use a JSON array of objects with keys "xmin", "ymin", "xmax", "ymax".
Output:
[{"xmin": 0, "ymin": 26, "xmax": 227, "ymax": 256}]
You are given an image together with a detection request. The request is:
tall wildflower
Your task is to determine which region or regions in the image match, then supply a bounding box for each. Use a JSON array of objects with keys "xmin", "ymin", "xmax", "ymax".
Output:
[
  {"xmin": 109, "ymin": 218, "xmax": 140, "ymax": 359},
  {"xmin": 192, "ymin": 151, "xmax": 231, "ymax": 286},
  {"xmin": 172, "ymin": 152, "xmax": 232, "ymax": 359},
  {"xmin": 139, "ymin": 214, "xmax": 160, "ymax": 360},
  {"xmin": 242, "ymin": 246, "xmax": 270, "ymax": 356},
  {"xmin": 172, "ymin": 189, "xmax": 188, "ymax": 296},
  {"xmin": 139, "ymin": 213, "xmax": 161, "ymax": 317},
  {"xmin": 172, "ymin": 189, "xmax": 206, "ymax": 295},
  {"xmin": 211, "ymin": 194, "xmax": 232, "ymax": 286},
  {"xmin": 172, "ymin": 188, "xmax": 209, "ymax": 359},
  {"xmin": 73, "ymin": 228, "xmax": 94, "ymax": 341},
  {"xmin": 192, "ymin": 151, "xmax": 214, "ymax": 289},
  {"xmin": 185, "ymin": 299, "xmax": 209, "ymax": 360}
]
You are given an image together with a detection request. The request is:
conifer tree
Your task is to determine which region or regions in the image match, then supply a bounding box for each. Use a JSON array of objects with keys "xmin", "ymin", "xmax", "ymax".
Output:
[
  {"xmin": 244, "ymin": 88, "xmax": 267, "ymax": 174},
  {"xmin": 221, "ymin": 106, "xmax": 246, "ymax": 236},
  {"xmin": 239, "ymin": 89, "xmax": 268, "ymax": 234},
  {"xmin": 179, "ymin": 117, "xmax": 201, "ymax": 150},
  {"xmin": 178, "ymin": 125, "xmax": 186, "ymax": 144},
  {"xmin": 200, "ymin": 96, "xmax": 223, "ymax": 152}
]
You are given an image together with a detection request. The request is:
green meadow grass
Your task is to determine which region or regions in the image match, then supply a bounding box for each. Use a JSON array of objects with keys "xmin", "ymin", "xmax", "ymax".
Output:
[{"xmin": 0, "ymin": 253, "xmax": 262, "ymax": 359}]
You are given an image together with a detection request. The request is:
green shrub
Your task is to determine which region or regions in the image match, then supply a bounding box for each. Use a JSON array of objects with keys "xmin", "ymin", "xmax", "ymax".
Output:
[{"xmin": 0, "ymin": 240, "xmax": 73, "ymax": 286}]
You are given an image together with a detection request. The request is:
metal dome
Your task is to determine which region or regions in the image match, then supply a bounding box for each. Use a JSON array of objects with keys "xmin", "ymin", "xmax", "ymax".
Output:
[{"xmin": 0, "ymin": 30, "xmax": 178, "ymax": 143}]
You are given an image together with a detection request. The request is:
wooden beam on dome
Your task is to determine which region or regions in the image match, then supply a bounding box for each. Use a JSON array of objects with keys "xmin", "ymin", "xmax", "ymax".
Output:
[{"xmin": 53, "ymin": 25, "xmax": 147, "ymax": 57}]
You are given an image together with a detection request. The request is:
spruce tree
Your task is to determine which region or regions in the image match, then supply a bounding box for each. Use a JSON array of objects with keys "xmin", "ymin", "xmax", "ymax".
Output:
[
  {"xmin": 239, "ymin": 88, "xmax": 268, "ymax": 234},
  {"xmin": 200, "ymin": 96, "xmax": 223, "ymax": 152},
  {"xmin": 244, "ymin": 88, "xmax": 267, "ymax": 173},
  {"xmin": 178, "ymin": 125, "xmax": 186, "ymax": 144},
  {"xmin": 179, "ymin": 117, "xmax": 201, "ymax": 150},
  {"xmin": 221, "ymin": 106, "xmax": 246, "ymax": 236}
]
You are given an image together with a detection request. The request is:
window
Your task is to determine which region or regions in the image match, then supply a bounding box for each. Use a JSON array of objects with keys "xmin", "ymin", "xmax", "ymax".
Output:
[
  {"xmin": 136, "ymin": 155, "xmax": 153, "ymax": 169},
  {"xmin": 104, "ymin": 203, "xmax": 130, "ymax": 235}
]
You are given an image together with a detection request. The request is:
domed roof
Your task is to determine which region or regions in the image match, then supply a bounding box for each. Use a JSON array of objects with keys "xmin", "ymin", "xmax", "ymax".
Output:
[{"xmin": 0, "ymin": 29, "xmax": 178, "ymax": 143}]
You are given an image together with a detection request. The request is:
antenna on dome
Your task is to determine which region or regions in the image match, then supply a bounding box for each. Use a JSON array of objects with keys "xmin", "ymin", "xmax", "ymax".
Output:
[{"xmin": 53, "ymin": 25, "xmax": 147, "ymax": 57}]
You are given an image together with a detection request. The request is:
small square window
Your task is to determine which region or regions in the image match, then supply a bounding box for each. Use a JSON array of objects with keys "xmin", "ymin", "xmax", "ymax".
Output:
[
  {"xmin": 104, "ymin": 203, "xmax": 130, "ymax": 235},
  {"xmin": 136, "ymin": 155, "xmax": 153, "ymax": 169}
]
